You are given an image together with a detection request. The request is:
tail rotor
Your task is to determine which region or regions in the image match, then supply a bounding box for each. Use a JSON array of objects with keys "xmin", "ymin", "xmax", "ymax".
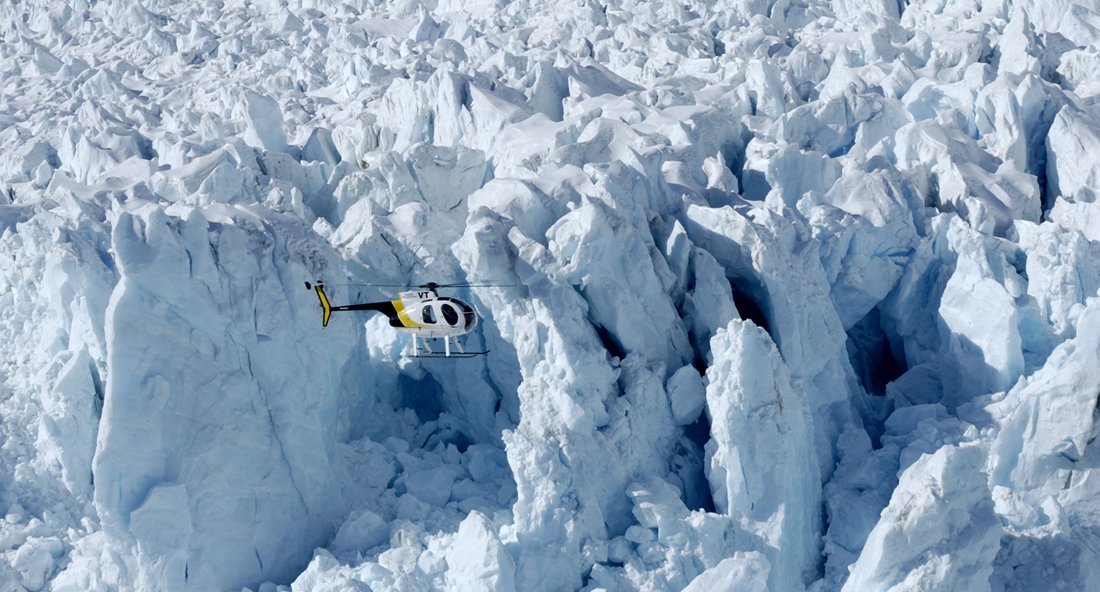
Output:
[{"xmin": 305, "ymin": 281, "xmax": 333, "ymax": 327}]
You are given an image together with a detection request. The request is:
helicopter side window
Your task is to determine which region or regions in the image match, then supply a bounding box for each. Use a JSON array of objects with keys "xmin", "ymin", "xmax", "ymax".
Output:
[
  {"xmin": 441, "ymin": 303, "xmax": 459, "ymax": 326},
  {"xmin": 422, "ymin": 305, "xmax": 436, "ymax": 324}
]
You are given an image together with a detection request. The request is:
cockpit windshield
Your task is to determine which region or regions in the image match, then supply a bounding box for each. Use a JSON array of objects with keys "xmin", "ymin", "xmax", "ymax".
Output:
[
  {"xmin": 461, "ymin": 303, "xmax": 477, "ymax": 330},
  {"xmin": 441, "ymin": 303, "xmax": 459, "ymax": 325}
]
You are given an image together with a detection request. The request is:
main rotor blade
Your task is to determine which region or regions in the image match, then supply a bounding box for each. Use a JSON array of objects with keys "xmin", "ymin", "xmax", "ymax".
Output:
[
  {"xmin": 428, "ymin": 282, "xmax": 517, "ymax": 288},
  {"xmin": 336, "ymin": 282, "xmax": 409, "ymax": 288},
  {"xmin": 329, "ymin": 281, "xmax": 517, "ymax": 289}
]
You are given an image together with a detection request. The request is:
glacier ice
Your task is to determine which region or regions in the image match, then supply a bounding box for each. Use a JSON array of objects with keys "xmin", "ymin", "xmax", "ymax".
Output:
[
  {"xmin": 842, "ymin": 443, "xmax": 1000, "ymax": 592},
  {"xmin": 1046, "ymin": 103, "xmax": 1100, "ymax": 205},
  {"xmin": 92, "ymin": 204, "xmax": 358, "ymax": 590},
  {"xmin": 703, "ymin": 320, "xmax": 820, "ymax": 591},
  {"xmin": 2, "ymin": 0, "xmax": 1100, "ymax": 590}
]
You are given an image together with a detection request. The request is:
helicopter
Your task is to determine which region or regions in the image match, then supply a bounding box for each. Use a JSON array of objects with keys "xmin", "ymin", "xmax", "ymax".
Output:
[{"xmin": 305, "ymin": 280, "xmax": 491, "ymax": 358}]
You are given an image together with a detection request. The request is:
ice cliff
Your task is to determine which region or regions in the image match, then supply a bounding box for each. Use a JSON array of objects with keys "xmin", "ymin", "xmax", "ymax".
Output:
[{"xmin": 2, "ymin": 0, "xmax": 1100, "ymax": 591}]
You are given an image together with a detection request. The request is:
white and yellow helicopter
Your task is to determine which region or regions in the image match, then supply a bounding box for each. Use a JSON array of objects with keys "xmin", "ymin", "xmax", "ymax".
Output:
[{"xmin": 305, "ymin": 281, "xmax": 492, "ymax": 358}]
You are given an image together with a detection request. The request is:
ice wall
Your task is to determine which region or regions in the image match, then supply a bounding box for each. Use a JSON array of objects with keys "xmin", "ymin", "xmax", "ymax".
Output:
[{"xmin": 91, "ymin": 203, "xmax": 359, "ymax": 590}]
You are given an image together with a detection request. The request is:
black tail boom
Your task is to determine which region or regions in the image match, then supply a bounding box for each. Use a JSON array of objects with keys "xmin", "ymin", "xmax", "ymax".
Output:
[{"xmin": 307, "ymin": 282, "xmax": 398, "ymax": 327}]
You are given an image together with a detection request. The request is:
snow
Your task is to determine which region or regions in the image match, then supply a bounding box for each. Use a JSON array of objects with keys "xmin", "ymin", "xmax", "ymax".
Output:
[
  {"xmin": 666, "ymin": 365, "xmax": 706, "ymax": 426},
  {"xmin": 444, "ymin": 511, "xmax": 516, "ymax": 592},
  {"xmin": 2, "ymin": 0, "xmax": 1100, "ymax": 590},
  {"xmin": 682, "ymin": 552, "xmax": 769, "ymax": 592}
]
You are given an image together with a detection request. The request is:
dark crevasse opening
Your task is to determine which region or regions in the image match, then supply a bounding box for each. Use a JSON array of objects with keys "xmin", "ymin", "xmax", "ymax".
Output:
[
  {"xmin": 721, "ymin": 138, "xmax": 745, "ymax": 186},
  {"xmin": 730, "ymin": 279, "xmax": 772, "ymax": 337},
  {"xmin": 421, "ymin": 417, "xmax": 474, "ymax": 453},
  {"xmin": 396, "ymin": 371, "xmax": 482, "ymax": 452},
  {"xmin": 593, "ymin": 321, "xmax": 627, "ymax": 361},
  {"xmin": 846, "ymin": 307, "xmax": 907, "ymax": 397},
  {"xmin": 1037, "ymin": 152, "xmax": 1054, "ymax": 220},
  {"xmin": 682, "ymin": 284, "xmax": 711, "ymax": 376},
  {"xmin": 741, "ymin": 168, "xmax": 771, "ymax": 201},
  {"xmin": 398, "ymin": 371, "xmax": 445, "ymax": 422},
  {"xmin": 691, "ymin": 352, "xmax": 708, "ymax": 376},
  {"xmin": 671, "ymin": 412, "xmax": 716, "ymax": 513}
]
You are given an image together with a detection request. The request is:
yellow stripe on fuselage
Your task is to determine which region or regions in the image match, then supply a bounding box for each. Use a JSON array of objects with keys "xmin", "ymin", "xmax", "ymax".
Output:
[{"xmin": 393, "ymin": 299, "xmax": 422, "ymax": 328}]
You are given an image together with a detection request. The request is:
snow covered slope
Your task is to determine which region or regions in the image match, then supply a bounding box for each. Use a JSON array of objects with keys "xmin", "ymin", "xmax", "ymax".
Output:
[{"xmin": 2, "ymin": 0, "xmax": 1100, "ymax": 590}]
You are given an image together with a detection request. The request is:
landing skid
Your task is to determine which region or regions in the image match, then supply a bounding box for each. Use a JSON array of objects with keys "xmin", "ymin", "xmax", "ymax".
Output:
[
  {"xmin": 410, "ymin": 334, "xmax": 487, "ymax": 359},
  {"xmin": 411, "ymin": 351, "xmax": 490, "ymax": 359}
]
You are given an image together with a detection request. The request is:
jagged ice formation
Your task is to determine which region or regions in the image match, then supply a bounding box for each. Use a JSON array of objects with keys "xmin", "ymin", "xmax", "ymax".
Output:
[{"xmin": 2, "ymin": 0, "xmax": 1100, "ymax": 590}]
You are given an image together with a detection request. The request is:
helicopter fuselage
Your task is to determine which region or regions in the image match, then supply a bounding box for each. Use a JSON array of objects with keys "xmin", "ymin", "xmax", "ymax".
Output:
[{"xmin": 388, "ymin": 290, "xmax": 478, "ymax": 338}]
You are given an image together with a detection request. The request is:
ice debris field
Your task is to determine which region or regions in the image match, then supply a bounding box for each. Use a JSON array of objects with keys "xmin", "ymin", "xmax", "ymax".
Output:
[{"xmin": 2, "ymin": 0, "xmax": 1100, "ymax": 590}]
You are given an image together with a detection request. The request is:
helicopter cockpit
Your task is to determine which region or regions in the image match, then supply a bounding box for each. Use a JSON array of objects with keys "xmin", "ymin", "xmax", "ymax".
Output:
[{"xmin": 420, "ymin": 299, "xmax": 477, "ymax": 331}]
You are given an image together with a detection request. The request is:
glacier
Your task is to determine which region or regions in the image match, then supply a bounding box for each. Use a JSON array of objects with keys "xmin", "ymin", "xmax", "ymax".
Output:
[{"xmin": 2, "ymin": 0, "xmax": 1100, "ymax": 590}]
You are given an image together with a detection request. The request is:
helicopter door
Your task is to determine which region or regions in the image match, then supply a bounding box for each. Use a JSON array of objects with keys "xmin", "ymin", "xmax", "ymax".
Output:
[
  {"xmin": 440, "ymin": 303, "xmax": 459, "ymax": 326},
  {"xmin": 422, "ymin": 305, "xmax": 437, "ymax": 325}
]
